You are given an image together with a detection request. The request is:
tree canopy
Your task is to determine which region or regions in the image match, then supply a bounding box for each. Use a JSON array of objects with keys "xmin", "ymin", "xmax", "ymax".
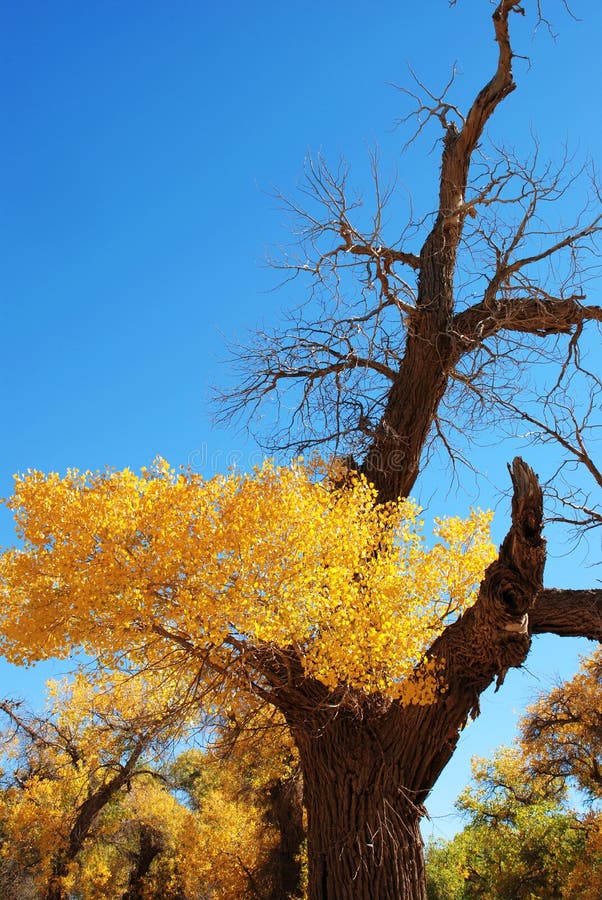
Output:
[
  {"xmin": 426, "ymin": 647, "xmax": 602, "ymax": 899},
  {"xmin": 1, "ymin": 2, "xmax": 602, "ymax": 897},
  {"xmin": 0, "ymin": 676, "xmax": 299, "ymax": 899},
  {"xmin": 0, "ymin": 459, "xmax": 494, "ymax": 705}
]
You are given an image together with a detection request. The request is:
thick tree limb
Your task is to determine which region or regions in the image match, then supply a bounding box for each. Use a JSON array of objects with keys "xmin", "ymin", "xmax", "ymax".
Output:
[
  {"xmin": 402, "ymin": 462, "xmax": 602, "ymax": 799},
  {"xmin": 455, "ymin": 294, "xmax": 602, "ymax": 344},
  {"xmin": 425, "ymin": 0, "xmax": 520, "ymax": 229},
  {"xmin": 359, "ymin": 2, "xmax": 532, "ymax": 501},
  {"xmin": 441, "ymin": 457, "xmax": 545, "ymax": 682},
  {"xmin": 455, "ymin": 0, "xmax": 519, "ymax": 164},
  {"xmin": 530, "ymin": 589, "xmax": 602, "ymax": 642},
  {"xmin": 400, "ymin": 458, "xmax": 547, "ymax": 796}
]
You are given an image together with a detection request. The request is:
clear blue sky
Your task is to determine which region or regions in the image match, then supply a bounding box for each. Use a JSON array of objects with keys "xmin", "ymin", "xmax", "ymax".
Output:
[{"xmin": 1, "ymin": 0, "xmax": 600, "ymax": 839}]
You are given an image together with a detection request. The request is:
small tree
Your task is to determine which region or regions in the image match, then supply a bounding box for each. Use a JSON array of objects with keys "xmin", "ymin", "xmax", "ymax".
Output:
[
  {"xmin": 521, "ymin": 647, "xmax": 602, "ymax": 898},
  {"xmin": 425, "ymin": 748, "xmax": 586, "ymax": 899},
  {"xmin": 0, "ymin": 673, "xmax": 188, "ymax": 900},
  {"xmin": 1, "ymin": 3, "xmax": 602, "ymax": 898},
  {"xmin": 171, "ymin": 709, "xmax": 304, "ymax": 899},
  {"xmin": 427, "ymin": 649, "xmax": 602, "ymax": 898}
]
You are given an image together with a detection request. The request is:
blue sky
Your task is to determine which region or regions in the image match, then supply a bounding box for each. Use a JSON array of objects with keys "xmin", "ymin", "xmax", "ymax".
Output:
[{"xmin": 1, "ymin": 0, "xmax": 601, "ymax": 838}]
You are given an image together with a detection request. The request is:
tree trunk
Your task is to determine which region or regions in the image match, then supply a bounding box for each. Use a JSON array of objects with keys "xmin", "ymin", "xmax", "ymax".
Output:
[
  {"xmin": 121, "ymin": 824, "xmax": 163, "ymax": 900},
  {"xmin": 291, "ymin": 713, "xmax": 426, "ymax": 900},
  {"xmin": 264, "ymin": 769, "xmax": 305, "ymax": 900},
  {"xmin": 263, "ymin": 457, "xmax": 546, "ymax": 900},
  {"xmin": 43, "ymin": 758, "xmax": 145, "ymax": 900}
]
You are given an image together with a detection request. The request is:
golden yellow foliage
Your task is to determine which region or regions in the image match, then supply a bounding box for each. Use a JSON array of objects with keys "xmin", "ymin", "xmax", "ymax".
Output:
[
  {"xmin": 0, "ymin": 459, "xmax": 495, "ymax": 704},
  {"xmin": 562, "ymin": 811, "xmax": 602, "ymax": 900},
  {"xmin": 519, "ymin": 647, "xmax": 602, "ymax": 899},
  {"xmin": 521, "ymin": 647, "xmax": 602, "ymax": 799},
  {"xmin": 74, "ymin": 777, "xmax": 207, "ymax": 900},
  {"xmin": 0, "ymin": 670, "xmax": 191, "ymax": 899},
  {"xmin": 0, "ymin": 684, "xmax": 281, "ymax": 899}
]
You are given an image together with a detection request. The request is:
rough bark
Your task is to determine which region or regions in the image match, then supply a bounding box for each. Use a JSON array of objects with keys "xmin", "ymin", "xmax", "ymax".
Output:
[
  {"xmin": 121, "ymin": 824, "xmax": 163, "ymax": 900},
  {"xmin": 264, "ymin": 770, "xmax": 305, "ymax": 900},
  {"xmin": 265, "ymin": 457, "xmax": 546, "ymax": 900},
  {"xmin": 530, "ymin": 588, "xmax": 602, "ymax": 642},
  {"xmin": 292, "ymin": 713, "xmax": 426, "ymax": 900},
  {"xmin": 398, "ymin": 458, "xmax": 547, "ymax": 796}
]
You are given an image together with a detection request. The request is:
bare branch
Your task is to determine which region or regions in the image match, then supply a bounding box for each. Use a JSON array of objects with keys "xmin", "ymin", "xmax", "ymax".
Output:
[
  {"xmin": 218, "ymin": 0, "xmax": 601, "ymax": 518},
  {"xmin": 455, "ymin": 293, "xmax": 602, "ymax": 344},
  {"xmin": 393, "ymin": 64, "xmax": 465, "ymax": 151}
]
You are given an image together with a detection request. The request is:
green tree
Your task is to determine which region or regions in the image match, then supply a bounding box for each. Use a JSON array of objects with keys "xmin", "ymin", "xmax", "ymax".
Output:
[
  {"xmin": 520, "ymin": 647, "xmax": 602, "ymax": 898},
  {"xmin": 427, "ymin": 650, "xmax": 602, "ymax": 898},
  {"xmin": 426, "ymin": 749, "xmax": 586, "ymax": 899}
]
